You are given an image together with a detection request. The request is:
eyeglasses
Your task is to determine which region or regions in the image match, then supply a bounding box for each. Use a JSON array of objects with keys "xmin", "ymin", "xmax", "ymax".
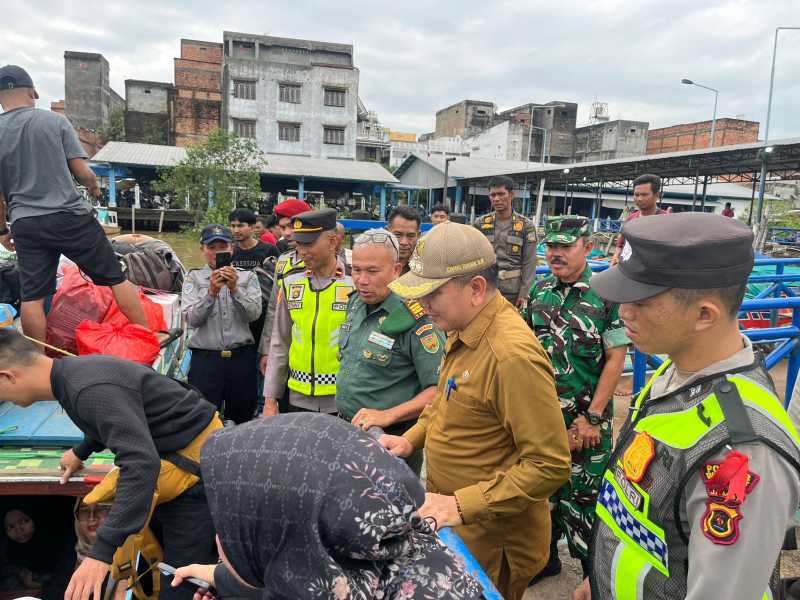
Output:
[
  {"xmin": 354, "ymin": 231, "xmax": 400, "ymax": 253},
  {"xmin": 77, "ymin": 505, "xmax": 112, "ymax": 522}
]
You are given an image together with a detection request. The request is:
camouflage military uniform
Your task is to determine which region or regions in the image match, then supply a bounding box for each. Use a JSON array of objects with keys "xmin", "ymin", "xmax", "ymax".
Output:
[{"xmin": 527, "ymin": 218, "xmax": 629, "ymax": 563}]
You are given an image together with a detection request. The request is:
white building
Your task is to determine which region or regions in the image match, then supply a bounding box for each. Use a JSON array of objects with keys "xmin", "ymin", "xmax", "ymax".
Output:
[{"xmin": 222, "ymin": 33, "xmax": 359, "ymax": 159}]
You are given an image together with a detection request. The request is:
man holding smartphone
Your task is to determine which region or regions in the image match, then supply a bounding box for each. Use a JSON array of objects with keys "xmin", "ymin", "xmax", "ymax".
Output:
[{"xmin": 182, "ymin": 224, "xmax": 262, "ymax": 423}]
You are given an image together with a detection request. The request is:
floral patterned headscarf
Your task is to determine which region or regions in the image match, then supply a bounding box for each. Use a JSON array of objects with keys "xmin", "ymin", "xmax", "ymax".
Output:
[{"xmin": 200, "ymin": 414, "xmax": 482, "ymax": 599}]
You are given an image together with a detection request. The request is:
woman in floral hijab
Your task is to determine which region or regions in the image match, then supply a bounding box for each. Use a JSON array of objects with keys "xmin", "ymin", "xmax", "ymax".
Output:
[{"xmin": 183, "ymin": 414, "xmax": 482, "ymax": 600}]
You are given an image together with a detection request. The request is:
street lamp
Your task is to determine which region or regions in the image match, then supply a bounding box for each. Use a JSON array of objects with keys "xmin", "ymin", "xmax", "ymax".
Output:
[
  {"xmin": 755, "ymin": 27, "xmax": 800, "ymax": 226},
  {"xmin": 681, "ymin": 78, "xmax": 719, "ymax": 148}
]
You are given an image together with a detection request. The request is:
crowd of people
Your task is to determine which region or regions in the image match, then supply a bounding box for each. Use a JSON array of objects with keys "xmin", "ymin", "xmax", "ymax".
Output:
[{"xmin": 2, "ymin": 63, "xmax": 800, "ymax": 600}]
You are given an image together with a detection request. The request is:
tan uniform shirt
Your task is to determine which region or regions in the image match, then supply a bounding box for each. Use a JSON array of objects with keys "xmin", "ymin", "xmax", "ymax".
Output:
[
  {"xmin": 404, "ymin": 292, "xmax": 571, "ymax": 599},
  {"xmin": 474, "ymin": 212, "xmax": 538, "ymax": 303}
]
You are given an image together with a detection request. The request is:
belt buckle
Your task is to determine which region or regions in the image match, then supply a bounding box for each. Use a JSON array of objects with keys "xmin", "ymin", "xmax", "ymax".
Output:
[{"xmin": 221, "ymin": 350, "xmax": 232, "ymax": 358}]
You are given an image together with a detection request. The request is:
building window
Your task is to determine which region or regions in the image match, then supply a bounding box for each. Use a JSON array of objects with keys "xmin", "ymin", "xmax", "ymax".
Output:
[
  {"xmin": 233, "ymin": 80, "xmax": 256, "ymax": 100},
  {"xmin": 279, "ymin": 84, "xmax": 301, "ymax": 104},
  {"xmin": 324, "ymin": 126, "xmax": 345, "ymax": 145},
  {"xmin": 144, "ymin": 89, "xmax": 151, "ymax": 94},
  {"xmin": 560, "ymin": 110, "xmax": 568, "ymax": 117},
  {"xmin": 233, "ymin": 119, "xmax": 256, "ymax": 139},
  {"xmin": 324, "ymin": 88, "xmax": 346, "ymax": 107},
  {"xmin": 279, "ymin": 122, "xmax": 301, "ymax": 142}
]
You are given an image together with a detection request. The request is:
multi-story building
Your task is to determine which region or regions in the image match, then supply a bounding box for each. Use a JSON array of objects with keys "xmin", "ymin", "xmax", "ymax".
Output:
[
  {"xmin": 646, "ymin": 118, "xmax": 759, "ymax": 154},
  {"xmin": 388, "ymin": 134, "xmax": 470, "ymax": 169},
  {"xmin": 173, "ymin": 39, "xmax": 223, "ymax": 147},
  {"xmin": 434, "ymin": 100, "xmax": 495, "ymax": 139},
  {"xmin": 356, "ymin": 99, "xmax": 390, "ymax": 163},
  {"xmin": 221, "ymin": 32, "xmax": 359, "ymax": 159},
  {"xmin": 466, "ymin": 120, "xmax": 530, "ymax": 162},
  {"xmin": 63, "ymin": 51, "xmax": 124, "ymax": 133},
  {"xmin": 574, "ymin": 119, "xmax": 649, "ymax": 162},
  {"xmin": 125, "ymin": 80, "xmax": 174, "ymax": 145}
]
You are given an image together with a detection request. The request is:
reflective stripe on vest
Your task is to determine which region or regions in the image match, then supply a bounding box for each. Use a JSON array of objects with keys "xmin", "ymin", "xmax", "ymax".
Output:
[
  {"xmin": 285, "ymin": 273, "xmax": 352, "ymax": 396},
  {"xmin": 600, "ymin": 364, "xmax": 800, "ymax": 599}
]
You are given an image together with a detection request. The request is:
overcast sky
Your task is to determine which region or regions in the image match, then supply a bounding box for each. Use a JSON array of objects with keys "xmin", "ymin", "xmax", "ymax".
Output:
[{"xmin": 4, "ymin": 0, "xmax": 799, "ymax": 139}]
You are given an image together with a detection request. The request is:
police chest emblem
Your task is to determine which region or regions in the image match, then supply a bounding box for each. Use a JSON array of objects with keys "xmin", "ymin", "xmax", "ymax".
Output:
[
  {"xmin": 289, "ymin": 284, "xmax": 304, "ymax": 301},
  {"xmin": 622, "ymin": 432, "xmax": 655, "ymax": 483}
]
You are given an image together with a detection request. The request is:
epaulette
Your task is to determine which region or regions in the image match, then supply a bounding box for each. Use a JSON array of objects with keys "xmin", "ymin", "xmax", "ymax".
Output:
[{"xmin": 380, "ymin": 300, "xmax": 426, "ymax": 335}]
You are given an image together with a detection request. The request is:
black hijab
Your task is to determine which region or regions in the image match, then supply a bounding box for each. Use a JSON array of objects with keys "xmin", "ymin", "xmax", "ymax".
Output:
[{"xmin": 201, "ymin": 414, "xmax": 482, "ymax": 599}]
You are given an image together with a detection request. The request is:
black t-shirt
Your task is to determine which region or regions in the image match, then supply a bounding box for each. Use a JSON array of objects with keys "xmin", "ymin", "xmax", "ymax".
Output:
[
  {"xmin": 51, "ymin": 356, "xmax": 216, "ymax": 564},
  {"xmin": 232, "ymin": 240, "xmax": 279, "ymax": 270}
]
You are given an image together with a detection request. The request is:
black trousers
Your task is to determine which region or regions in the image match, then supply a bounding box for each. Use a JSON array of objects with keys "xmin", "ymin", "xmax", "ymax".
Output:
[
  {"xmin": 149, "ymin": 483, "xmax": 217, "ymax": 600},
  {"xmin": 188, "ymin": 345, "xmax": 258, "ymax": 424}
]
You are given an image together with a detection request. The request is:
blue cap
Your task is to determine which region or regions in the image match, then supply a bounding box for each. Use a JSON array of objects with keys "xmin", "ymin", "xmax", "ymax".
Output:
[{"xmin": 200, "ymin": 224, "xmax": 233, "ymax": 245}]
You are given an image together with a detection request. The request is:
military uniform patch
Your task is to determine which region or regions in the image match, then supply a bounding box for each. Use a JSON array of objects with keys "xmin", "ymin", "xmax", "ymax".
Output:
[
  {"xmin": 701, "ymin": 461, "xmax": 760, "ymax": 503},
  {"xmin": 622, "ymin": 432, "xmax": 655, "ymax": 483},
  {"xmin": 415, "ymin": 323, "xmax": 434, "ymax": 336},
  {"xmin": 701, "ymin": 501, "xmax": 742, "ymax": 545},
  {"xmin": 513, "ymin": 221, "xmax": 523, "ymax": 232},
  {"xmin": 420, "ymin": 333, "xmax": 440, "ymax": 354},
  {"xmin": 406, "ymin": 300, "xmax": 425, "ymax": 321}
]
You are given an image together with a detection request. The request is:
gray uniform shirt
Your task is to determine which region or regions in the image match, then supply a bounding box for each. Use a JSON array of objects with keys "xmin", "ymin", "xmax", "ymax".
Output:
[
  {"xmin": 263, "ymin": 257, "xmax": 346, "ymax": 413},
  {"xmin": 182, "ymin": 266, "xmax": 262, "ymax": 351},
  {"xmin": 0, "ymin": 107, "xmax": 91, "ymax": 223},
  {"xmin": 652, "ymin": 337, "xmax": 800, "ymax": 600}
]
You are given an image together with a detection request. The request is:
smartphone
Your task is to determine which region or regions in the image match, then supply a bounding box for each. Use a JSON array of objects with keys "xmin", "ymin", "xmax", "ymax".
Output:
[
  {"xmin": 215, "ymin": 251, "xmax": 232, "ymax": 269},
  {"xmin": 157, "ymin": 562, "xmax": 215, "ymax": 592}
]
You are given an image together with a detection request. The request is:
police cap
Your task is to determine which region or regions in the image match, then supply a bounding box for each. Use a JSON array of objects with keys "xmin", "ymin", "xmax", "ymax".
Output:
[
  {"xmin": 291, "ymin": 208, "xmax": 338, "ymax": 243},
  {"xmin": 590, "ymin": 212, "xmax": 754, "ymax": 304}
]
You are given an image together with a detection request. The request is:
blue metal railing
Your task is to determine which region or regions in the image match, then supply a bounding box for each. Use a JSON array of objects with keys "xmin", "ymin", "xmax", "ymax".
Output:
[{"xmin": 438, "ymin": 528, "xmax": 503, "ymax": 599}]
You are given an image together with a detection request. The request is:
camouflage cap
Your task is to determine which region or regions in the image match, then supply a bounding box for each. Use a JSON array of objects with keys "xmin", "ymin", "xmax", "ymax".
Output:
[{"xmin": 544, "ymin": 216, "xmax": 592, "ymax": 244}]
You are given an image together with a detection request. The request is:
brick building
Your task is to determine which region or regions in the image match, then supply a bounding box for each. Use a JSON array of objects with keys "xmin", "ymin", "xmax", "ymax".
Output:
[
  {"xmin": 434, "ymin": 100, "xmax": 495, "ymax": 139},
  {"xmin": 646, "ymin": 118, "xmax": 759, "ymax": 154},
  {"xmin": 172, "ymin": 39, "xmax": 223, "ymax": 146}
]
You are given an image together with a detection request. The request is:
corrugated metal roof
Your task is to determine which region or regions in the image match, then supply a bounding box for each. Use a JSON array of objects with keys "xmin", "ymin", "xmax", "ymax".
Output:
[
  {"xmin": 394, "ymin": 153, "xmax": 544, "ymax": 180},
  {"xmin": 91, "ymin": 141, "xmax": 398, "ymax": 183}
]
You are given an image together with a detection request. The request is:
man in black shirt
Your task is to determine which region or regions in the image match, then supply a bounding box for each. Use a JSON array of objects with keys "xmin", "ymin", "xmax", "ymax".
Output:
[
  {"xmin": 229, "ymin": 208, "xmax": 278, "ymax": 270},
  {"xmin": 0, "ymin": 330, "xmax": 218, "ymax": 600}
]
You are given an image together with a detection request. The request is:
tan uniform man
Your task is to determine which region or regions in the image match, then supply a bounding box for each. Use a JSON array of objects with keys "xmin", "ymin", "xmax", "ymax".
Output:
[{"xmin": 380, "ymin": 222, "xmax": 571, "ymax": 600}]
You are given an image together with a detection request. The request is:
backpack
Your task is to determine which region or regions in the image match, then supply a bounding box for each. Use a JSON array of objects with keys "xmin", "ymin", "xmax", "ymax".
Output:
[
  {"xmin": 0, "ymin": 261, "xmax": 21, "ymax": 311},
  {"xmin": 120, "ymin": 250, "xmax": 174, "ymax": 292}
]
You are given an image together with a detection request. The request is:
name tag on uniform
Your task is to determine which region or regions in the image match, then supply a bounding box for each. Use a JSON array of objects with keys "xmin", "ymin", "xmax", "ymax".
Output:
[{"xmin": 367, "ymin": 331, "xmax": 395, "ymax": 350}]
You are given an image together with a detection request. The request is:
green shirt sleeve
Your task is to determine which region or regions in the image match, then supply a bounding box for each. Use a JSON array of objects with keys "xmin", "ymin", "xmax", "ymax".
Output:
[
  {"xmin": 408, "ymin": 321, "xmax": 446, "ymax": 389},
  {"xmin": 602, "ymin": 302, "xmax": 631, "ymax": 349}
]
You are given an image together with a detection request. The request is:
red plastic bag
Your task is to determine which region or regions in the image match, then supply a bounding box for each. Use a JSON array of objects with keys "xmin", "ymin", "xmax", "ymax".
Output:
[
  {"xmin": 46, "ymin": 267, "xmax": 114, "ymax": 356},
  {"xmin": 104, "ymin": 292, "xmax": 166, "ymax": 332},
  {"xmin": 76, "ymin": 321, "xmax": 161, "ymax": 365}
]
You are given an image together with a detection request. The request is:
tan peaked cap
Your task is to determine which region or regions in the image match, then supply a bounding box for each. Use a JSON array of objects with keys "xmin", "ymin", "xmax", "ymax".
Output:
[{"xmin": 389, "ymin": 221, "xmax": 497, "ymax": 299}]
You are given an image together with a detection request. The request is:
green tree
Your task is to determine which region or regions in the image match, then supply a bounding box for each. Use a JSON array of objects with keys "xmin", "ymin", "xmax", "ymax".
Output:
[
  {"xmin": 155, "ymin": 129, "xmax": 265, "ymax": 226},
  {"xmin": 100, "ymin": 109, "xmax": 125, "ymax": 144}
]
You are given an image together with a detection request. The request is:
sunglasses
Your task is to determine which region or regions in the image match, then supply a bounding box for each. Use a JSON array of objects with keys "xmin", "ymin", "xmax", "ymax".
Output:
[{"xmin": 354, "ymin": 231, "xmax": 400, "ymax": 253}]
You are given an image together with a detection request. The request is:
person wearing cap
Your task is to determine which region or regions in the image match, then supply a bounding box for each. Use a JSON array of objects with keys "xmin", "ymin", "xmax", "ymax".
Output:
[
  {"xmin": 572, "ymin": 213, "xmax": 800, "ymax": 600},
  {"xmin": 182, "ymin": 224, "xmax": 262, "ymax": 424},
  {"xmin": 257, "ymin": 199, "xmax": 311, "ymax": 375},
  {"xmin": 262, "ymin": 209, "xmax": 354, "ymax": 415},
  {"xmin": 0, "ymin": 65, "xmax": 148, "ymax": 344},
  {"xmin": 526, "ymin": 216, "xmax": 629, "ymax": 584},
  {"xmin": 378, "ymin": 222, "xmax": 571, "ymax": 600},
  {"xmin": 336, "ymin": 228, "xmax": 445, "ymax": 476},
  {"xmin": 610, "ymin": 173, "xmax": 668, "ymax": 265},
  {"xmin": 473, "ymin": 175, "xmax": 538, "ymax": 309}
]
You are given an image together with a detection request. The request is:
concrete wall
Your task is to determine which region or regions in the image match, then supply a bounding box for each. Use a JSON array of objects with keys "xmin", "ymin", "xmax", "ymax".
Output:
[
  {"xmin": 531, "ymin": 102, "xmax": 577, "ymax": 163},
  {"xmin": 646, "ymin": 118, "xmax": 759, "ymax": 154},
  {"xmin": 64, "ymin": 52, "xmax": 108, "ymax": 131},
  {"xmin": 574, "ymin": 120, "xmax": 648, "ymax": 162},
  {"xmin": 467, "ymin": 121, "xmax": 528, "ymax": 161},
  {"xmin": 434, "ymin": 100, "xmax": 494, "ymax": 139},
  {"xmin": 126, "ymin": 81, "xmax": 171, "ymax": 113},
  {"xmin": 396, "ymin": 158, "xmax": 452, "ymax": 189},
  {"xmin": 222, "ymin": 33, "xmax": 358, "ymax": 158}
]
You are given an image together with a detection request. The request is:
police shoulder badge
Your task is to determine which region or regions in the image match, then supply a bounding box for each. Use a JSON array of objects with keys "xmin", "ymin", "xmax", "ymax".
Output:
[
  {"xmin": 701, "ymin": 502, "xmax": 742, "ymax": 545},
  {"xmin": 622, "ymin": 431, "xmax": 656, "ymax": 483},
  {"xmin": 513, "ymin": 221, "xmax": 523, "ymax": 232}
]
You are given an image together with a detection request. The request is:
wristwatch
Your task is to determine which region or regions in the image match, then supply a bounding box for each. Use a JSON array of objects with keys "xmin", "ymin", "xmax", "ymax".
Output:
[{"xmin": 586, "ymin": 411, "xmax": 605, "ymax": 426}]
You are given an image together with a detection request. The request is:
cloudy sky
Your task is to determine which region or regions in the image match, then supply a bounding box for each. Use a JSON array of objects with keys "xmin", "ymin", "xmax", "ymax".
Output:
[{"xmin": 4, "ymin": 0, "xmax": 799, "ymax": 138}]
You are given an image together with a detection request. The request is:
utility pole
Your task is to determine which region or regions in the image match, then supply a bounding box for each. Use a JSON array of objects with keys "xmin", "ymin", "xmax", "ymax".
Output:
[{"xmin": 443, "ymin": 157, "xmax": 456, "ymax": 212}]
